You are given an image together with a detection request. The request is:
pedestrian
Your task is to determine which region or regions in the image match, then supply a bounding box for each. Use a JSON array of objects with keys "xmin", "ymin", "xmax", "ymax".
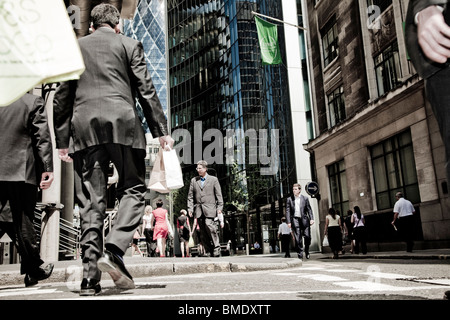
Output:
[
  {"xmin": 131, "ymin": 228, "xmax": 144, "ymax": 257},
  {"xmin": 324, "ymin": 208, "xmax": 343, "ymax": 259},
  {"xmin": 344, "ymin": 209, "xmax": 355, "ymax": 254},
  {"xmin": 187, "ymin": 160, "xmax": 224, "ymax": 257},
  {"xmin": 285, "ymin": 183, "xmax": 315, "ymax": 260},
  {"xmin": 278, "ymin": 217, "xmax": 292, "ymax": 258},
  {"xmin": 53, "ymin": 3, "xmax": 174, "ymax": 296},
  {"xmin": 142, "ymin": 205, "xmax": 157, "ymax": 257},
  {"xmin": 150, "ymin": 199, "xmax": 173, "ymax": 257},
  {"xmin": 406, "ymin": 1, "xmax": 450, "ymax": 184},
  {"xmin": 0, "ymin": 93, "xmax": 55, "ymax": 287},
  {"xmin": 351, "ymin": 206, "xmax": 367, "ymax": 255},
  {"xmin": 392, "ymin": 192, "xmax": 416, "ymax": 252},
  {"xmin": 177, "ymin": 209, "xmax": 191, "ymax": 257}
]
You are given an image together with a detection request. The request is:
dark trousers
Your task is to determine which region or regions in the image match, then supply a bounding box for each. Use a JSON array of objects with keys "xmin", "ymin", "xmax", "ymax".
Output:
[
  {"xmin": 0, "ymin": 182, "xmax": 44, "ymax": 275},
  {"xmin": 397, "ymin": 215, "xmax": 415, "ymax": 252},
  {"xmin": 197, "ymin": 215, "xmax": 220, "ymax": 255},
  {"xmin": 143, "ymin": 228, "xmax": 156, "ymax": 257},
  {"xmin": 73, "ymin": 144, "xmax": 147, "ymax": 280},
  {"xmin": 426, "ymin": 70, "xmax": 450, "ymax": 183},
  {"xmin": 280, "ymin": 234, "xmax": 291, "ymax": 257},
  {"xmin": 353, "ymin": 226, "xmax": 367, "ymax": 254},
  {"xmin": 292, "ymin": 216, "xmax": 311, "ymax": 256}
]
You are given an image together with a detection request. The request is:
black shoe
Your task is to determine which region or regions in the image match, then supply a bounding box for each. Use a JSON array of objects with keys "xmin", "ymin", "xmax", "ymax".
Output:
[
  {"xmin": 298, "ymin": 254, "xmax": 303, "ymax": 260},
  {"xmin": 25, "ymin": 263, "xmax": 54, "ymax": 287},
  {"xmin": 306, "ymin": 253, "xmax": 310, "ymax": 259},
  {"xmin": 98, "ymin": 250, "xmax": 135, "ymax": 289},
  {"xmin": 80, "ymin": 278, "xmax": 101, "ymax": 296}
]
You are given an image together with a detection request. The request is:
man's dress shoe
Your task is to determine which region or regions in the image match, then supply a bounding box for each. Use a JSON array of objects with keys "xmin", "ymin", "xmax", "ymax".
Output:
[
  {"xmin": 80, "ymin": 278, "xmax": 101, "ymax": 296},
  {"xmin": 24, "ymin": 263, "xmax": 54, "ymax": 287},
  {"xmin": 98, "ymin": 250, "xmax": 135, "ymax": 289}
]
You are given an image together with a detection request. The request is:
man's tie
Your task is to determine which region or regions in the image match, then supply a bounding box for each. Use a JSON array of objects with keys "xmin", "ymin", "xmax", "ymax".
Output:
[{"xmin": 200, "ymin": 177, "xmax": 205, "ymax": 188}]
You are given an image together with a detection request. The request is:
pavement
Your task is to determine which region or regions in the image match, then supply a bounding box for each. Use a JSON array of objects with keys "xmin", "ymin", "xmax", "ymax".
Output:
[{"xmin": 1, "ymin": 248, "xmax": 449, "ymax": 287}]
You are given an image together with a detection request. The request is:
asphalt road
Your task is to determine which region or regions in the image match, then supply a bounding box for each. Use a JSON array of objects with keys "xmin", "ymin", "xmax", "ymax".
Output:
[{"xmin": 1, "ymin": 257, "xmax": 449, "ymax": 302}]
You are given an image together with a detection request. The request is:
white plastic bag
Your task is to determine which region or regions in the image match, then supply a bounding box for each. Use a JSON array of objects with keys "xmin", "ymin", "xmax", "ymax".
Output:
[
  {"xmin": 148, "ymin": 149, "xmax": 169, "ymax": 193},
  {"xmin": 162, "ymin": 148, "xmax": 184, "ymax": 190},
  {"xmin": 322, "ymin": 235, "xmax": 329, "ymax": 247},
  {"xmin": 0, "ymin": 0, "xmax": 85, "ymax": 106}
]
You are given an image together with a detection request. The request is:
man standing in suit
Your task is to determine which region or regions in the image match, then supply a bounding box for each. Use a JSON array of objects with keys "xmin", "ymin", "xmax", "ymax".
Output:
[
  {"xmin": 0, "ymin": 93, "xmax": 54, "ymax": 287},
  {"xmin": 53, "ymin": 3, "xmax": 173, "ymax": 295},
  {"xmin": 187, "ymin": 160, "xmax": 224, "ymax": 257},
  {"xmin": 405, "ymin": 0, "xmax": 450, "ymax": 184},
  {"xmin": 285, "ymin": 183, "xmax": 314, "ymax": 259}
]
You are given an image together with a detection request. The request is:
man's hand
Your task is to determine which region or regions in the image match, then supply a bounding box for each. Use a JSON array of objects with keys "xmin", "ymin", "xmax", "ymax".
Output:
[
  {"xmin": 159, "ymin": 135, "xmax": 175, "ymax": 151},
  {"xmin": 417, "ymin": 5, "xmax": 450, "ymax": 63},
  {"xmin": 310, "ymin": 219, "xmax": 315, "ymax": 226},
  {"xmin": 58, "ymin": 149, "xmax": 73, "ymax": 163},
  {"xmin": 40, "ymin": 172, "xmax": 54, "ymax": 190}
]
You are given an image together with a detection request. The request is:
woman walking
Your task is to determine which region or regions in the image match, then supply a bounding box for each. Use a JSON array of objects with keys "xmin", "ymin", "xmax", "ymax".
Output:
[
  {"xmin": 324, "ymin": 208, "xmax": 343, "ymax": 259},
  {"xmin": 352, "ymin": 206, "xmax": 367, "ymax": 255},
  {"xmin": 150, "ymin": 199, "xmax": 173, "ymax": 257}
]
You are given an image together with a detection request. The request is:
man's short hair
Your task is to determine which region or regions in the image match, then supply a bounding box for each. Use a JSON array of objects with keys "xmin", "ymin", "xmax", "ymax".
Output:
[
  {"xmin": 91, "ymin": 3, "xmax": 120, "ymax": 29},
  {"xmin": 293, "ymin": 183, "xmax": 301, "ymax": 189},
  {"xmin": 197, "ymin": 160, "xmax": 208, "ymax": 168}
]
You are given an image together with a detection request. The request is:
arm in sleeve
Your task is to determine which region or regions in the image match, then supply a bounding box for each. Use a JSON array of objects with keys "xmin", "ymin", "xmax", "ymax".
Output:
[
  {"xmin": 29, "ymin": 96, "xmax": 53, "ymax": 173},
  {"xmin": 214, "ymin": 178, "xmax": 224, "ymax": 213},
  {"xmin": 53, "ymin": 81, "xmax": 76, "ymax": 149}
]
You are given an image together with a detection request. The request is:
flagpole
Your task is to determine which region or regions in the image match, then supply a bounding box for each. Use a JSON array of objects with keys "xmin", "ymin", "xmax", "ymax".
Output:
[{"xmin": 251, "ymin": 11, "xmax": 307, "ymax": 31}]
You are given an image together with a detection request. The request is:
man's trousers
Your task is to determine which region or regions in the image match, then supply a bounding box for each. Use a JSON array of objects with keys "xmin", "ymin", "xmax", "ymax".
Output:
[{"xmin": 73, "ymin": 144, "xmax": 147, "ymax": 280}]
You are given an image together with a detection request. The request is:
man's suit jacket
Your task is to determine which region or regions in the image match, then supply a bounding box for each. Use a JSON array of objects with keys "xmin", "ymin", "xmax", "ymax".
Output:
[
  {"xmin": 405, "ymin": 0, "xmax": 450, "ymax": 79},
  {"xmin": 0, "ymin": 94, "xmax": 53, "ymax": 186},
  {"xmin": 53, "ymin": 27, "xmax": 168, "ymax": 153},
  {"xmin": 285, "ymin": 194, "xmax": 313, "ymax": 228},
  {"xmin": 187, "ymin": 175, "xmax": 224, "ymax": 219}
]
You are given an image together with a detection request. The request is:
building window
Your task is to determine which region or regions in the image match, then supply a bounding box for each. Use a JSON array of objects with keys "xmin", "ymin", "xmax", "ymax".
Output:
[
  {"xmin": 374, "ymin": 41, "xmax": 402, "ymax": 97},
  {"xmin": 328, "ymin": 160, "xmax": 349, "ymax": 215},
  {"xmin": 367, "ymin": 0, "xmax": 392, "ymax": 14},
  {"xmin": 327, "ymin": 85, "xmax": 345, "ymax": 127},
  {"xmin": 321, "ymin": 18, "xmax": 339, "ymax": 68},
  {"xmin": 370, "ymin": 130, "xmax": 420, "ymax": 210}
]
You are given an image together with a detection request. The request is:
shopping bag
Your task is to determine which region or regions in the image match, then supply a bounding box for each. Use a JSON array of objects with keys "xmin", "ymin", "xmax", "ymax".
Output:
[
  {"xmin": 162, "ymin": 148, "xmax": 184, "ymax": 190},
  {"xmin": 148, "ymin": 149, "xmax": 169, "ymax": 193},
  {"xmin": 322, "ymin": 235, "xmax": 329, "ymax": 247},
  {"xmin": 188, "ymin": 236, "xmax": 195, "ymax": 248},
  {"xmin": 0, "ymin": 0, "xmax": 85, "ymax": 106}
]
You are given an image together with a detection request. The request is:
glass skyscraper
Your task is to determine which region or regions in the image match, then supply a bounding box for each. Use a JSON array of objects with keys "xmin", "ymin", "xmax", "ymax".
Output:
[
  {"xmin": 123, "ymin": 0, "xmax": 168, "ymax": 117},
  {"xmin": 168, "ymin": 0, "xmax": 296, "ymax": 249}
]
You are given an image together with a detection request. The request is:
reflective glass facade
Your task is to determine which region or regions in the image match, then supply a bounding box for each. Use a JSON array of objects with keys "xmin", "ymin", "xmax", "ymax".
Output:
[
  {"xmin": 123, "ymin": 0, "xmax": 168, "ymax": 117},
  {"xmin": 168, "ymin": 0, "xmax": 297, "ymax": 246}
]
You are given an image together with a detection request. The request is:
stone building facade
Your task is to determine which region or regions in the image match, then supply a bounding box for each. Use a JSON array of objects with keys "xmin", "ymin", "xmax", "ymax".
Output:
[{"xmin": 304, "ymin": 0, "xmax": 449, "ymax": 249}]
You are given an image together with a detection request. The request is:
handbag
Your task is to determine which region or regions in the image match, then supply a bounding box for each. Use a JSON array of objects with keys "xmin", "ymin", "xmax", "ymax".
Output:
[
  {"xmin": 162, "ymin": 147, "xmax": 184, "ymax": 190},
  {"xmin": 322, "ymin": 235, "xmax": 329, "ymax": 247},
  {"xmin": 148, "ymin": 149, "xmax": 169, "ymax": 193}
]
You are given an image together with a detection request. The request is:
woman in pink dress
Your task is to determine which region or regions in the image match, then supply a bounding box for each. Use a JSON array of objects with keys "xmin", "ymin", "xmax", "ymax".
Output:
[{"xmin": 150, "ymin": 199, "xmax": 172, "ymax": 257}]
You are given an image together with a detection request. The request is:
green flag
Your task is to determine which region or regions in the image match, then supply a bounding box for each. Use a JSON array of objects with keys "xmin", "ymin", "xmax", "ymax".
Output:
[{"xmin": 255, "ymin": 16, "xmax": 282, "ymax": 65}]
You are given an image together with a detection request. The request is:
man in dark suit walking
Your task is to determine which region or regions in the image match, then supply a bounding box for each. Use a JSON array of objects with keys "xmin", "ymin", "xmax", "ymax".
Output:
[
  {"xmin": 53, "ymin": 3, "xmax": 173, "ymax": 295},
  {"xmin": 285, "ymin": 183, "xmax": 315, "ymax": 259},
  {"xmin": 187, "ymin": 160, "xmax": 224, "ymax": 257},
  {"xmin": 0, "ymin": 93, "xmax": 54, "ymax": 287},
  {"xmin": 405, "ymin": 0, "xmax": 450, "ymax": 183}
]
